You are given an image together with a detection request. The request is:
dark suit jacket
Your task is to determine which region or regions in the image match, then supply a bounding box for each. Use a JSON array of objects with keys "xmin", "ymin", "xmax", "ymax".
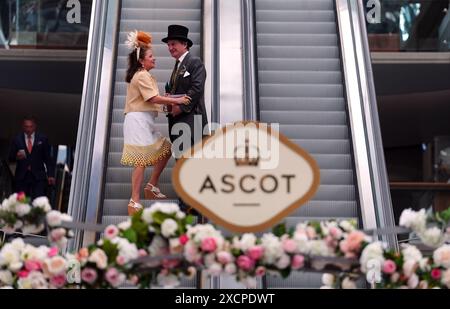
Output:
[
  {"xmin": 168, "ymin": 52, "xmax": 209, "ymax": 145},
  {"xmin": 8, "ymin": 132, "xmax": 54, "ymax": 181}
]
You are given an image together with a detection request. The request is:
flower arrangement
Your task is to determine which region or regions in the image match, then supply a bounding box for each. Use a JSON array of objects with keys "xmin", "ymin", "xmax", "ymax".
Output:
[
  {"xmin": 0, "ymin": 193, "xmax": 73, "ymax": 249},
  {"xmin": 0, "ymin": 194, "xmax": 449, "ymax": 289}
]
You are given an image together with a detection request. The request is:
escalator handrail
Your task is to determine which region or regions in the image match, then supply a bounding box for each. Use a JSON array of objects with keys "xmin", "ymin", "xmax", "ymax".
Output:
[
  {"xmin": 335, "ymin": 0, "xmax": 397, "ymax": 250},
  {"xmin": 67, "ymin": 0, "xmax": 121, "ymax": 251}
]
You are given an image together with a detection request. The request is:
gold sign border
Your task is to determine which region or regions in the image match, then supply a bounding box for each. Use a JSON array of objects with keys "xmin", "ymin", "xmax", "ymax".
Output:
[{"xmin": 172, "ymin": 121, "xmax": 321, "ymax": 233}]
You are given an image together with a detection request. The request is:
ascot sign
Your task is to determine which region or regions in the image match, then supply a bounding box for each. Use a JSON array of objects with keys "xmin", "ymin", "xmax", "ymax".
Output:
[{"xmin": 172, "ymin": 122, "xmax": 320, "ymax": 233}]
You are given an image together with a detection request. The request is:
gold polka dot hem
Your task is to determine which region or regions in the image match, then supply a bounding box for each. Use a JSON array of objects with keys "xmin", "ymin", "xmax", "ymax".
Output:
[{"xmin": 121, "ymin": 138, "xmax": 172, "ymax": 167}]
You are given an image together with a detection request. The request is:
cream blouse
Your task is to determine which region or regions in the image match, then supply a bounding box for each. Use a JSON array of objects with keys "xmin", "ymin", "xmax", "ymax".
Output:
[{"xmin": 124, "ymin": 70, "xmax": 163, "ymax": 114}]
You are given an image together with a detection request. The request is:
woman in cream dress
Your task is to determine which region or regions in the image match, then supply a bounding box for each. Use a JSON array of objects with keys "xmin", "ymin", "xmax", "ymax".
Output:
[{"xmin": 122, "ymin": 31, "xmax": 190, "ymax": 215}]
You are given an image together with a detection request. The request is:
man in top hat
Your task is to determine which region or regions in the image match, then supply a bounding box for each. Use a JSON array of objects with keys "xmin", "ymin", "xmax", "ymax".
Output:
[
  {"xmin": 163, "ymin": 24, "xmax": 209, "ymax": 216},
  {"xmin": 162, "ymin": 24, "xmax": 209, "ymax": 156}
]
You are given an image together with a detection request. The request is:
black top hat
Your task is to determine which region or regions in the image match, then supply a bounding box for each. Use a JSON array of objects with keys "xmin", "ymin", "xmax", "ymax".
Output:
[{"xmin": 162, "ymin": 25, "xmax": 193, "ymax": 48}]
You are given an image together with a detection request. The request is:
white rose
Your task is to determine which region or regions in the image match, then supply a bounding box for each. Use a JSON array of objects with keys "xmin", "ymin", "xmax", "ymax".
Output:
[
  {"xmin": 322, "ymin": 273, "xmax": 335, "ymax": 287},
  {"xmin": 141, "ymin": 208, "xmax": 154, "ymax": 224},
  {"xmin": 28, "ymin": 271, "xmax": 48, "ymax": 289},
  {"xmin": 10, "ymin": 238, "xmax": 25, "ymax": 251},
  {"xmin": 117, "ymin": 219, "xmax": 131, "ymax": 231},
  {"xmin": 161, "ymin": 219, "xmax": 178, "ymax": 238},
  {"xmin": 9, "ymin": 262, "xmax": 23, "ymax": 272},
  {"xmin": 360, "ymin": 242, "xmax": 385, "ymax": 273},
  {"xmin": 261, "ymin": 234, "xmax": 283, "ymax": 264},
  {"xmin": 419, "ymin": 227, "xmax": 445, "ymax": 248},
  {"xmin": 407, "ymin": 274, "xmax": 419, "ymax": 289},
  {"xmin": 175, "ymin": 211, "xmax": 186, "ymax": 220},
  {"xmin": 88, "ymin": 249, "xmax": 108, "ymax": 269},
  {"xmin": 275, "ymin": 254, "xmax": 290, "ymax": 269},
  {"xmin": 15, "ymin": 203, "xmax": 31, "ymax": 216},
  {"xmin": 419, "ymin": 258, "xmax": 430, "ymax": 272},
  {"xmin": 0, "ymin": 270, "xmax": 13, "ymax": 285},
  {"xmin": 399, "ymin": 208, "xmax": 426, "ymax": 232},
  {"xmin": 46, "ymin": 211, "xmax": 62, "ymax": 227},
  {"xmin": 339, "ymin": 220, "xmax": 354, "ymax": 232},
  {"xmin": 32, "ymin": 197, "xmax": 52, "ymax": 212},
  {"xmin": 0, "ymin": 246, "xmax": 20, "ymax": 267},
  {"xmin": 239, "ymin": 234, "xmax": 257, "ymax": 251},
  {"xmin": 342, "ymin": 277, "xmax": 357, "ymax": 289},
  {"xmin": 402, "ymin": 260, "xmax": 417, "ymax": 278},
  {"xmin": 308, "ymin": 240, "xmax": 333, "ymax": 256},
  {"xmin": 433, "ymin": 245, "xmax": 450, "ymax": 268},
  {"xmin": 401, "ymin": 244, "xmax": 423, "ymax": 263},
  {"xmin": 441, "ymin": 269, "xmax": 450, "ymax": 288}
]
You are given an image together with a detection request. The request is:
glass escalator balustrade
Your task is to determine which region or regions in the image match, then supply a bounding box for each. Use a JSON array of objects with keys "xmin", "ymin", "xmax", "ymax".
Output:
[
  {"xmin": 3, "ymin": 0, "xmax": 92, "ymax": 49},
  {"xmin": 365, "ymin": 0, "xmax": 450, "ymax": 52}
]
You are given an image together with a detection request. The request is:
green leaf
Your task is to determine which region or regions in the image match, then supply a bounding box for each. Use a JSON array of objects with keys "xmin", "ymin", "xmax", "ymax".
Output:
[
  {"xmin": 272, "ymin": 223, "xmax": 286, "ymax": 237},
  {"xmin": 153, "ymin": 212, "xmax": 170, "ymax": 225},
  {"xmin": 280, "ymin": 268, "xmax": 291, "ymax": 279},
  {"xmin": 185, "ymin": 215, "xmax": 195, "ymax": 225},
  {"xmin": 123, "ymin": 229, "xmax": 138, "ymax": 244}
]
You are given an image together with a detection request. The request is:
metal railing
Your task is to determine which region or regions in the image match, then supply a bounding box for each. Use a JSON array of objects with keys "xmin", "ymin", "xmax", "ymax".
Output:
[
  {"xmin": 336, "ymin": 0, "xmax": 397, "ymax": 250},
  {"xmin": 67, "ymin": 0, "xmax": 120, "ymax": 252}
]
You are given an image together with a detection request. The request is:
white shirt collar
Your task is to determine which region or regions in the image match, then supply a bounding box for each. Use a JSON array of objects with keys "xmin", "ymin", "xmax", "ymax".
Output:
[
  {"xmin": 24, "ymin": 132, "xmax": 35, "ymax": 144},
  {"xmin": 177, "ymin": 51, "xmax": 189, "ymax": 66}
]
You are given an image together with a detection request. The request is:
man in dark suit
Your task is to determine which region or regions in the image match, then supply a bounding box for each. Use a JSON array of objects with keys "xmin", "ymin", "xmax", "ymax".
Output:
[
  {"xmin": 162, "ymin": 24, "xmax": 209, "ymax": 156},
  {"xmin": 9, "ymin": 117, "xmax": 55, "ymax": 199},
  {"xmin": 162, "ymin": 25, "xmax": 209, "ymax": 216}
]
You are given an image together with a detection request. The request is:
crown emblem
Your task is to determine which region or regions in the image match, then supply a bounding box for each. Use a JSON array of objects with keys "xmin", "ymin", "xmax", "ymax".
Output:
[{"xmin": 234, "ymin": 138, "xmax": 260, "ymax": 167}]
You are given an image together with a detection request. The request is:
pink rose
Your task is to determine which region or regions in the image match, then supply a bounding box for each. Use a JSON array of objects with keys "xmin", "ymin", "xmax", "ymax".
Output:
[
  {"xmin": 247, "ymin": 246, "xmax": 264, "ymax": 261},
  {"xmin": 48, "ymin": 247, "xmax": 59, "ymax": 258},
  {"xmin": 50, "ymin": 274, "xmax": 66, "ymax": 288},
  {"xmin": 18, "ymin": 270, "xmax": 29, "ymax": 278},
  {"xmin": 201, "ymin": 238, "xmax": 217, "ymax": 252},
  {"xmin": 81, "ymin": 268, "xmax": 97, "ymax": 284},
  {"xmin": 291, "ymin": 255, "xmax": 305, "ymax": 270},
  {"xmin": 179, "ymin": 234, "xmax": 189, "ymax": 245},
  {"xmin": 255, "ymin": 266, "xmax": 266, "ymax": 276},
  {"xmin": 329, "ymin": 227, "xmax": 342, "ymax": 239},
  {"xmin": 104, "ymin": 225, "xmax": 119, "ymax": 240},
  {"xmin": 25, "ymin": 260, "xmax": 42, "ymax": 272},
  {"xmin": 282, "ymin": 239, "xmax": 297, "ymax": 254},
  {"xmin": 50, "ymin": 228, "xmax": 66, "ymax": 242},
  {"xmin": 105, "ymin": 268, "xmax": 125, "ymax": 287},
  {"xmin": 431, "ymin": 268, "xmax": 441, "ymax": 280},
  {"xmin": 116, "ymin": 256, "xmax": 126, "ymax": 266},
  {"xmin": 17, "ymin": 192, "xmax": 26, "ymax": 202},
  {"xmin": 344, "ymin": 231, "xmax": 366, "ymax": 252},
  {"xmin": 237, "ymin": 255, "xmax": 255, "ymax": 271},
  {"xmin": 382, "ymin": 260, "xmax": 397, "ymax": 274},
  {"xmin": 138, "ymin": 249, "xmax": 148, "ymax": 257},
  {"xmin": 217, "ymin": 251, "xmax": 233, "ymax": 264}
]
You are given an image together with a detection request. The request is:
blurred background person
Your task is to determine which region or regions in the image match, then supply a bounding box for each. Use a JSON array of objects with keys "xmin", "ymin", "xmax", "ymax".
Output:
[{"xmin": 8, "ymin": 116, "xmax": 55, "ymax": 199}]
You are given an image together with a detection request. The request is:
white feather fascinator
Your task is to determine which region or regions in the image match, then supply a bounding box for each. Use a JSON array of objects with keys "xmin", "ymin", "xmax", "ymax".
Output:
[{"xmin": 125, "ymin": 30, "xmax": 152, "ymax": 59}]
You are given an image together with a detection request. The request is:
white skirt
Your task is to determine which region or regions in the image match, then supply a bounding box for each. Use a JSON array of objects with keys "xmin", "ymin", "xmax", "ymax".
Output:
[{"xmin": 121, "ymin": 112, "xmax": 171, "ymax": 167}]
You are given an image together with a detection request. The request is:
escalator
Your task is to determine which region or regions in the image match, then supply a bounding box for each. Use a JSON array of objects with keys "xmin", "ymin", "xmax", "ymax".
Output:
[
  {"xmin": 101, "ymin": 0, "xmax": 202, "ymax": 226},
  {"xmin": 71, "ymin": 0, "xmax": 394, "ymax": 289},
  {"xmin": 254, "ymin": 0, "xmax": 373, "ymax": 288}
]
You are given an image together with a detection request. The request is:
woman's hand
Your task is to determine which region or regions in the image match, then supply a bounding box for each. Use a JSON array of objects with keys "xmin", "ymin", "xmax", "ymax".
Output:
[{"xmin": 175, "ymin": 95, "xmax": 191, "ymax": 105}]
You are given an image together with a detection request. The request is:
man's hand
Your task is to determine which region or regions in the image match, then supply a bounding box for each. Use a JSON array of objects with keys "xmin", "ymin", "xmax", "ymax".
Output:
[
  {"xmin": 48, "ymin": 177, "xmax": 56, "ymax": 186},
  {"xmin": 171, "ymin": 105, "xmax": 183, "ymax": 117},
  {"xmin": 16, "ymin": 150, "xmax": 26, "ymax": 160}
]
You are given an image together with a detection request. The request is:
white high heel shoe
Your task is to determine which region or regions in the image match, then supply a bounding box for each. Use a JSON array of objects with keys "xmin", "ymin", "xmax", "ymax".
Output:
[{"xmin": 127, "ymin": 199, "xmax": 143, "ymax": 216}]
